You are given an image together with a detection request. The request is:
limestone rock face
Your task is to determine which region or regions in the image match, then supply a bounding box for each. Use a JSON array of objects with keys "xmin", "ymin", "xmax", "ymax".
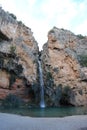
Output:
[
  {"xmin": 76, "ymin": 37, "xmax": 87, "ymax": 55},
  {"xmin": 0, "ymin": 7, "xmax": 39, "ymax": 102},
  {"xmin": 76, "ymin": 37, "xmax": 87, "ymax": 82},
  {"xmin": 41, "ymin": 27, "xmax": 87, "ymax": 106}
]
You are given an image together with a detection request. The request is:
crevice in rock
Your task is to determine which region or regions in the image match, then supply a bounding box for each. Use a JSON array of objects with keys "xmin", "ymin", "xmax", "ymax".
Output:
[{"xmin": 0, "ymin": 31, "xmax": 10, "ymax": 41}]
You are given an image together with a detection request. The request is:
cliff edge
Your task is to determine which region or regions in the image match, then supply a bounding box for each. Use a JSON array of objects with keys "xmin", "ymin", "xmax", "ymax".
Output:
[
  {"xmin": 41, "ymin": 27, "xmax": 87, "ymax": 106},
  {"xmin": 0, "ymin": 7, "xmax": 39, "ymax": 102}
]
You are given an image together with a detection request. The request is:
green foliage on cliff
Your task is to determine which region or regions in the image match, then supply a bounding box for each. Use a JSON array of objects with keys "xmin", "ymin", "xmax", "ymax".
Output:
[
  {"xmin": 5, "ymin": 52, "xmax": 23, "ymax": 89},
  {"xmin": 9, "ymin": 13, "xmax": 17, "ymax": 20},
  {"xmin": 46, "ymin": 71, "xmax": 54, "ymax": 89},
  {"xmin": 49, "ymin": 30, "xmax": 55, "ymax": 34},
  {"xmin": 77, "ymin": 34, "xmax": 85, "ymax": 39},
  {"xmin": 78, "ymin": 55, "xmax": 87, "ymax": 67},
  {"xmin": 46, "ymin": 71, "xmax": 52, "ymax": 79},
  {"xmin": 0, "ymin": 50, "xmax": 23, "ymax": 89},
  {"xmin": 9, "ymin": 64, "xmax": 23, "ymax": 89},
  {"xmin": 10, "ymin": 44, "xmax": 16, "ymax": 55},
  {"xmin": 0, "ymin": 54, "xmax": 4, "ymax": 69},
  {"xmin": 2, "ymin": 94, "xmax": 23, "ymax": 108},
  {"xmin": 9, "ymin": 72, "xmax": 16, "ymax": 89}
]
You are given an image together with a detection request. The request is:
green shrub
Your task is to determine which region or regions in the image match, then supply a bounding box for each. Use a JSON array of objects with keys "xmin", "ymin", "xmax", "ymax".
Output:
[
  {"xmin": 6, "ymin": 58, "xmax": 14, "ymax": 71},
  {"xmin": 46, "ymin": 72, "xmax": 54, "ymax": 89},
  {"xmin": 0, "ymin": 57, "xmax": 4, "ymax": 69},
  {"xmin": 10, "ymin": 45, "xmax": 16, "ymax": 55},
  {"xmin": 18, "ymin": 21, "xmax": 23, "ymax": 25},
  {"xmin": 2, "ymin": 94, "xmax": 23, "ymax": 108},
  {"xmin": 49, "ymin": 30, "xmax": 55, "ymax": 34},
  {"xmin": 9, "ymin": 73, "xmax": 16, "ymax": 89},
  {"xmin": 9, "ymin": 13, "xmax": 17, "ymax": 20},
  {"xmin": 78, "ymin": 55, "xmax": 87, "ymax": 67},
  {"xmin": 77, "ymin": 34, "xmax": 85, "ymax": 39},
  {"xmin": 46, "ymin": 72, "xmax": 52, "ymax": 79},
  {"xmin": 61, "ymin": 28, "xmax": 64, "ymax": 30},
  {"xmin": 16, "ymin": 64, "xmax": 23, "ymax": 75}
]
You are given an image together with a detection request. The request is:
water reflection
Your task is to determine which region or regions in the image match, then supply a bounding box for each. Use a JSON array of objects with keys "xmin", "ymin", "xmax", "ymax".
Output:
[
  {"xmin": 0, "ymin": 106, "xmax": 87, "ymax": 117},
  {"xmin": 27, "ymin": 106, "xmax": 87, "ymax": 117}
]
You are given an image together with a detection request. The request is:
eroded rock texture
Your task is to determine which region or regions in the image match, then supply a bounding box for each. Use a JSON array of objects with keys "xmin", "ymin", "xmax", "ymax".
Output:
[
  {"xmin": 0, "ymin": 7, "xmax": 39, "ymax": 102},
  {"xmin": 0, "ymin": 7, "xmax": 87, "ymax": 107},
  {"xmin": 41, "ymin": 27, "xmax": 87, "ymax": 106}
]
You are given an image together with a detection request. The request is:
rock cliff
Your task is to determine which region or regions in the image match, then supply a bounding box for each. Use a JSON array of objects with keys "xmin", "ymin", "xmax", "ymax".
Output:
[
  {"xmin": 41, "ymin": 27, "xmax": 87, "ymax": 106},
  {"xmin": 0, "ymin": 7, "xmax": 39, "ymax": 102},
  {"xmin": 0, "ymin": 7, "xmax": 87, "ymax": 107}
]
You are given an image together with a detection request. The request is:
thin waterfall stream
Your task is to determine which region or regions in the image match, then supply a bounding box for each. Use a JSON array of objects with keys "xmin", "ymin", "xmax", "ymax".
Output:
[{"xmin": 38, "ymin": 60, "xmax": 45, "ymax": 108}]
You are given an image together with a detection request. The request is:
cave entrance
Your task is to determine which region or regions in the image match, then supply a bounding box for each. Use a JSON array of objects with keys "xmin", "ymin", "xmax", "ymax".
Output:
[{"xmin": 0, "ymin": 31, "xmax": 9, "ymax": 41}]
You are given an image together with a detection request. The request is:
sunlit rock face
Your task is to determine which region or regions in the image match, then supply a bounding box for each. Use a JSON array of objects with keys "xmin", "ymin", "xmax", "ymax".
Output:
[
  {"xmin": 0, "ymin": 7, "xmax": 39, "ymax": 102},
  {"xmin": 0, "ymin": 7, "xmax": 87, "ymax": 107},
  {"xmin": 41, "ymin": 27, "xmax": 87, "ymax": 106}
]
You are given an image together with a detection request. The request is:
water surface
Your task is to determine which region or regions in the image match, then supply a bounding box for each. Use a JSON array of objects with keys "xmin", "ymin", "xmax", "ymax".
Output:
[
  {"xmin": 0, "ymin": 106, "xmax": 87, "ymax": 117},
  {"xmin": 27, "ymin": 107, "xmax": 87, "ymax": 117}
]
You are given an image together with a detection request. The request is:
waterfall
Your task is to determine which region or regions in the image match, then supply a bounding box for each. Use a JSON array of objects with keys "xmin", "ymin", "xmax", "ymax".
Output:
[{"xmin": 38, "ymin": 60, "xmax": 45, "ymax": 108}]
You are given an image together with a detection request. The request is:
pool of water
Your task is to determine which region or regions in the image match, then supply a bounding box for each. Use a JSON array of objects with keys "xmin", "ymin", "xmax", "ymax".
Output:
[
  {"xmin": 27, "ymin": 107, "xmax": 87, "ymax": 117},
  {"xmin": 0, "ymin": 106, "xmax": 87, "ymax": 117}
]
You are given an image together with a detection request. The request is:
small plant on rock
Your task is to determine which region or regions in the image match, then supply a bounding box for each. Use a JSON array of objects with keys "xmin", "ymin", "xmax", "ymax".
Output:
[
  {"xmin": 78, "ymin": 55, "xmax": 87, "ymax": 67},
  {"xmin": 9, "ymin": 13, "xmax": 17, "ymax": 20},
  {"xmin": 77, "ymin": 34, "xmax": 85, "ymax": 39},
  {"xmin": 10, "ymin": 44, "xmax": 16, "ymax": 56}
]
